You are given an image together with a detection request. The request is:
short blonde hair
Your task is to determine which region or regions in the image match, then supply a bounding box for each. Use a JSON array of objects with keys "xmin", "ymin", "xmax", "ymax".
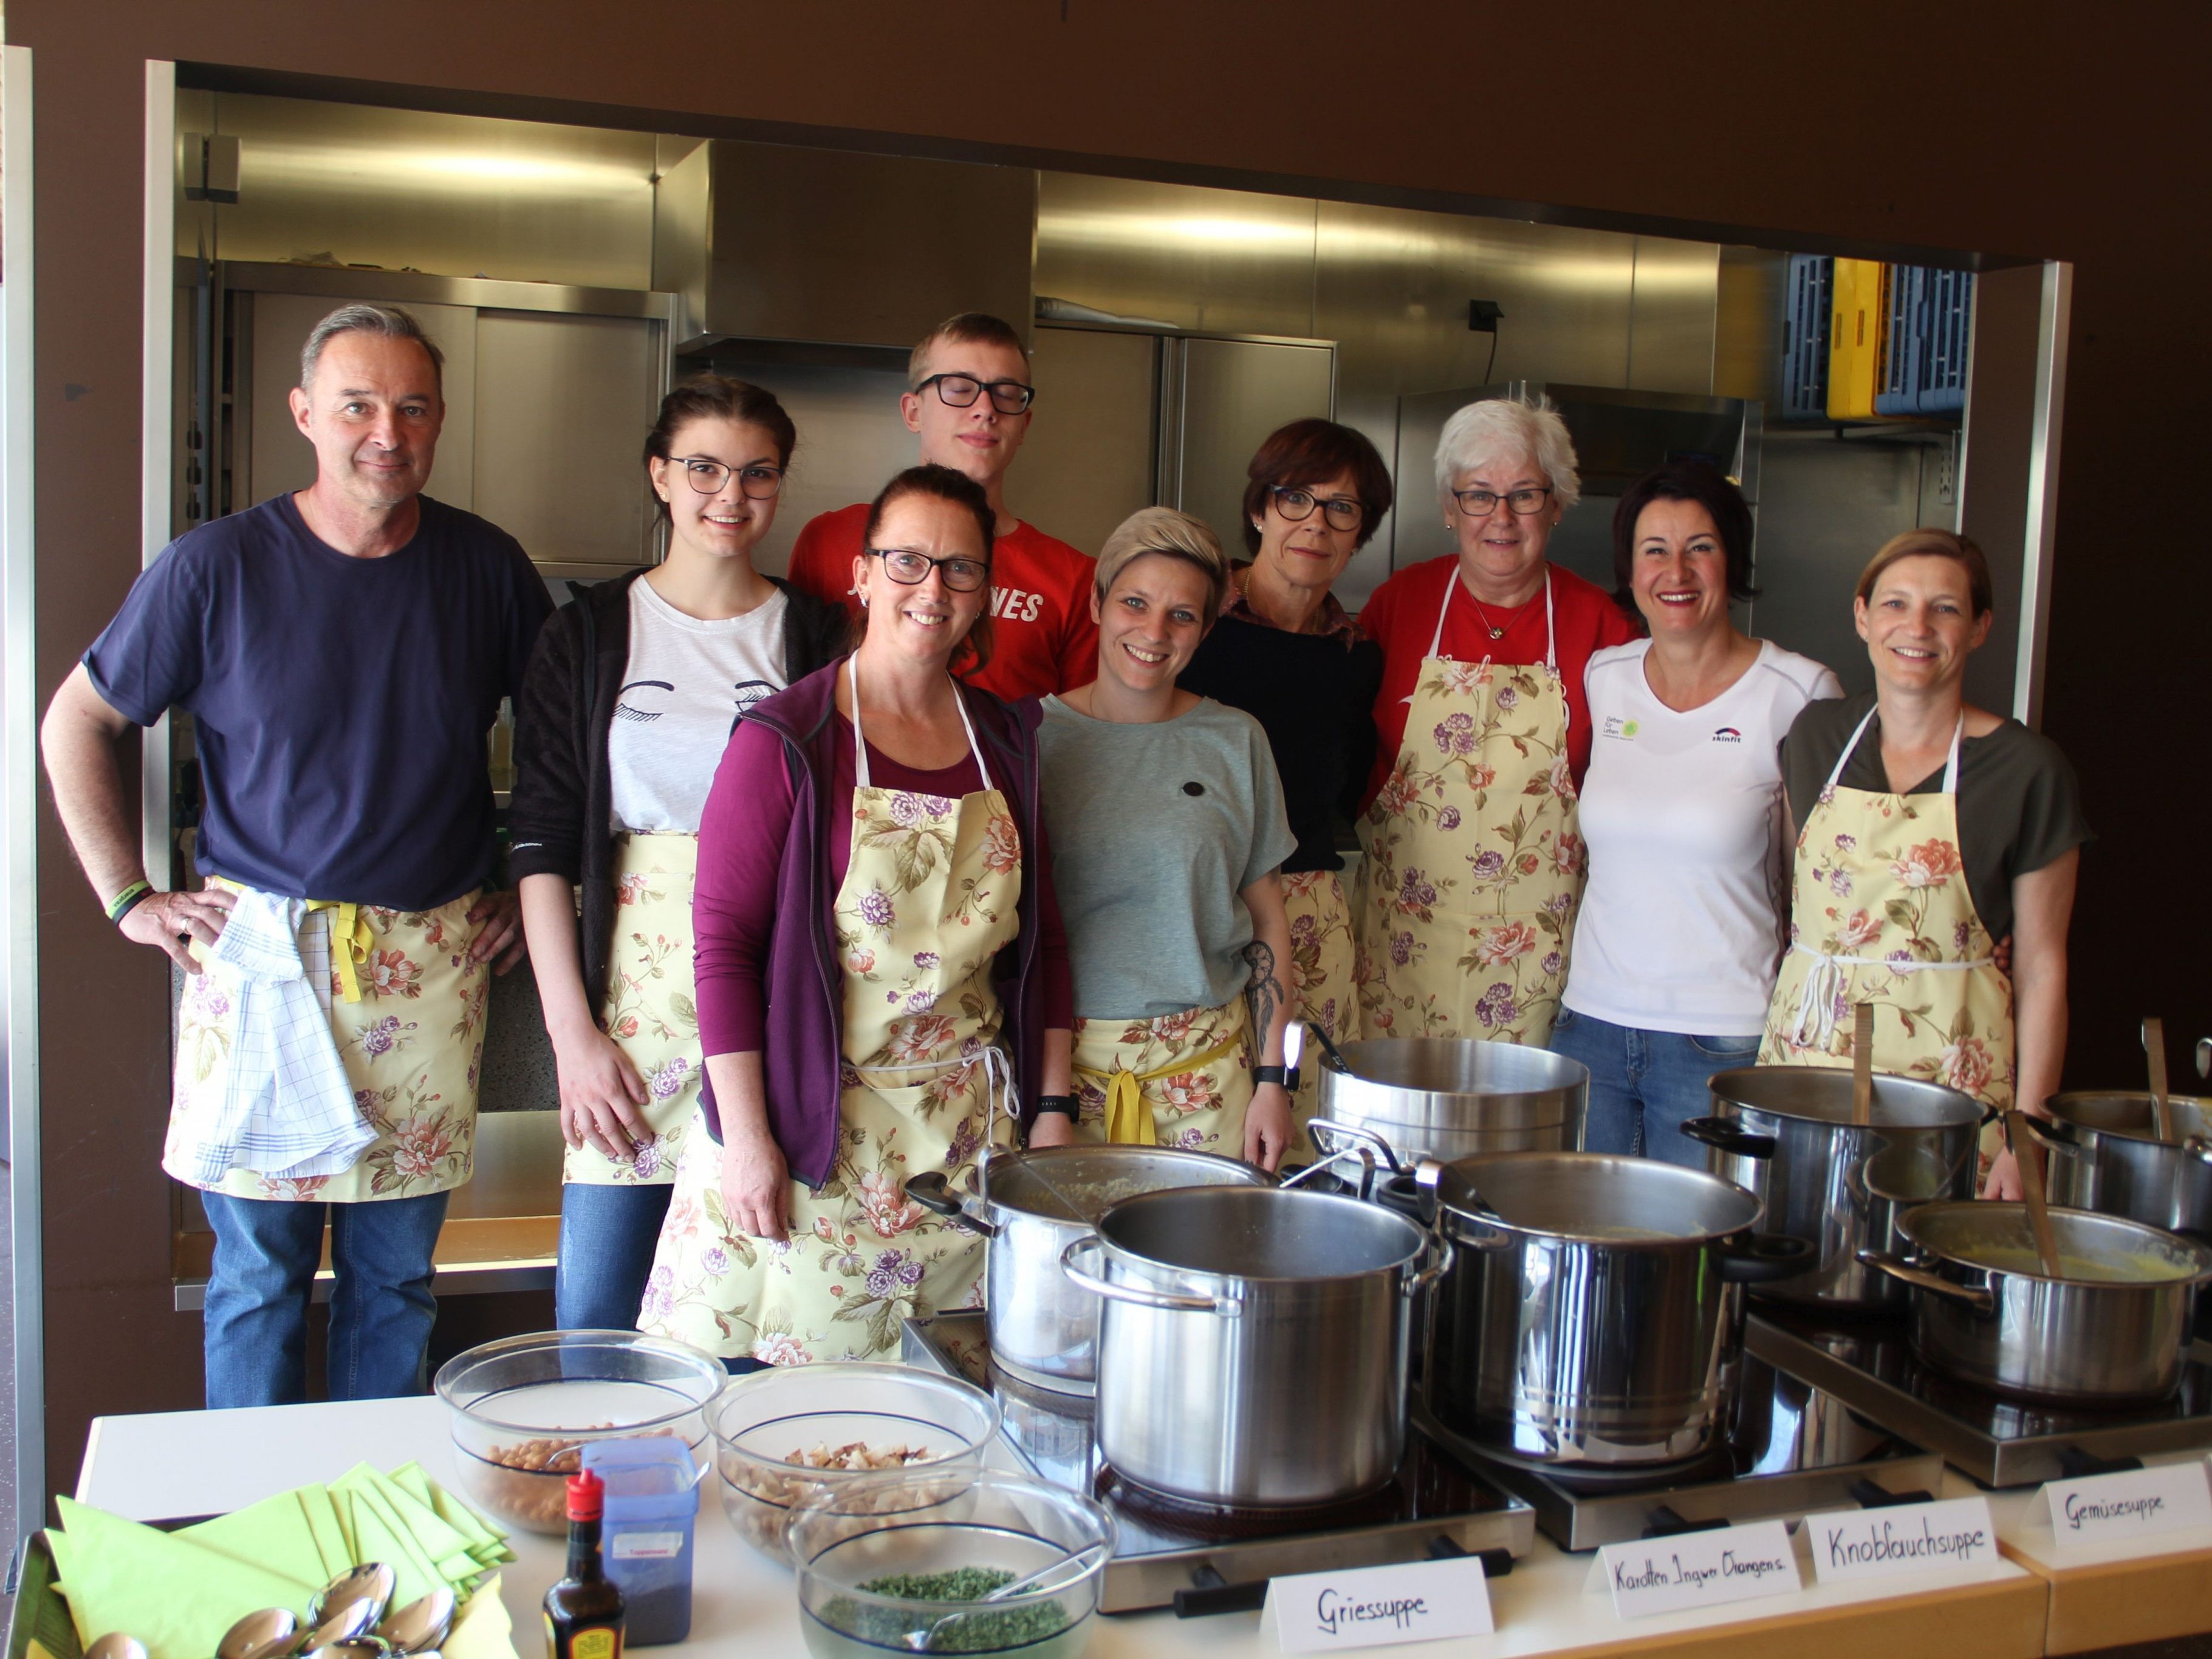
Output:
[
  {"xmin": 1094, "ymin": 507, "xmax": 1231, "ymax": 626},
  {"xmin": 1856, "ymin": 528, "xmax": 1994, "ymax": 618},
  {"xmin": 1434, "ymin": 394, "xmax": 1581, "ymax": 511}
]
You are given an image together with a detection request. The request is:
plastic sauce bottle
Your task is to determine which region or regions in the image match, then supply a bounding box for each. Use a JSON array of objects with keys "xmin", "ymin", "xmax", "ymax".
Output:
[{"xmin": 545, "ymin": 1469, "xmax": 627, "ymax": 1659}]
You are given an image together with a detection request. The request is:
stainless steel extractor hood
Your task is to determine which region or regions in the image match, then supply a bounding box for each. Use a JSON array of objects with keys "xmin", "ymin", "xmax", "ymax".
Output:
[{"xmin": 652, "ymin": 139, "xmax": 1036, "ymax": 352}]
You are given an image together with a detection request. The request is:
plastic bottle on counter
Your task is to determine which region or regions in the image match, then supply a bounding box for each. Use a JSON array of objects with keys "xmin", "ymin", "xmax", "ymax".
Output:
[
  {"xmin": 545, "ymin": 1469, "xmax": 627, "ymax": 1659},
  {"xmin": 580, "ymin": 1438, "xmax": 699, "ymax": 1644}
]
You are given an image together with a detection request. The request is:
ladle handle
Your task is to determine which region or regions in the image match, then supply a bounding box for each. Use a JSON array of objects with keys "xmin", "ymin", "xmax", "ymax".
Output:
[
  {"xmin": 1856, "ymin": 1250, "xmax": 1997, "ymax": 1313},
  {"xmin": 1679, "ymin": 1116, "xmax": 1778, "ymax": 1160},
  {"xmin": 2145, "ymin": 1018, "xmax": 2176, "ymax": 1145},
  {"xmin": 904, "ymin": 1171, "xmax": 996, "ymax": 1236},
  {"xmin": 2005, "ymin": 1109, "xmax": 2064, "ymax": 1279},
  {"xmin": 1851, "ymin": 1003, "xmax": 1875, "ymax": 1127},
  {"xmin": 1305, "ymin": 1018, "xmax": 1352, "ymax": 1075}
]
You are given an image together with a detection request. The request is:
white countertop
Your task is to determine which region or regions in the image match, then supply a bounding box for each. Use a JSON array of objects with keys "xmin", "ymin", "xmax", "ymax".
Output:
[{"xmin": 75, "ymin": 1392, "xmax": 2081, "ymax": 1659}]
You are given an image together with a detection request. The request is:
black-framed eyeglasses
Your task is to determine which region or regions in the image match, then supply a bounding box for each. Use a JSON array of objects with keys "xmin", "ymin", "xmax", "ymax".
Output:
[
  {"xmin": 1451, "ymin": 485, "xmax": 1553, "ymax": 518},
  {"xmin": 916, "ymin": 373, "xmax": 1036, "ymax": 415},
  {"xmin": 1269, "ymin": 485, "xmax": 1365, "ymax": 532},
  {"xmin": 677, "ymin": 456, "xmax": 784, "ymax": 499},
  {"xmin": 866, "ymin": 547, "xmax": 991, "ymax": 593}
]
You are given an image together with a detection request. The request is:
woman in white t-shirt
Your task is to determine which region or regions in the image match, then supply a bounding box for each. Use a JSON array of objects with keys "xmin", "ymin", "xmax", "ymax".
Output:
[
  {"xmin": 1551, "ymin": 462, "xmax": 1841, "ymax": 1166},
  {"xmin": 510, "ymin": 375, "xmax": 845, "ymax": 1330}
]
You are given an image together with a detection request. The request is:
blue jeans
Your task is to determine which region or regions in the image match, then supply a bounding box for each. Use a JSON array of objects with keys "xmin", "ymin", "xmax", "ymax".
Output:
[
  {"xmin": 556, "ymin": 1181, "xmax": 674, "ymax": 1331},
  {"xmin": 200, "ymin": 1189, "xmax": 450, "ymax": 1408},
  {"xmin": 1550, "ymin": 1007, "xmax": 1763, "ymax": 1170}
]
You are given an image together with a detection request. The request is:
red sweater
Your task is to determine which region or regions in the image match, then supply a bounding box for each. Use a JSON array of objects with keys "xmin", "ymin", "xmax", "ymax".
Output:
[
  {"xmin": 786, "ymin": 503, "xmax": 1100, "ymax": 702},
  {"xmin": 1360, "ymin": 558, "xmax": 1638, "ymax": 804}
]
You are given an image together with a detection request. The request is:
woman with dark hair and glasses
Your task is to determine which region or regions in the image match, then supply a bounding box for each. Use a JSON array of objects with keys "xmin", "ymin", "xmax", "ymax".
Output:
[
  {"xmin": 1178, "ymin": 419, "xmax": 1390, "ymax": 1132},
  {"xmin": 1551, "ymin": 460, "xmax": 1840, "ymax": 1163},
  {"xmin": 510, "ymin": 374, "xmax": 846, "ymax": 1332},
  {"xmin": 638, "ymin": 463, "xmax": 1075, "ymax": 1367}
]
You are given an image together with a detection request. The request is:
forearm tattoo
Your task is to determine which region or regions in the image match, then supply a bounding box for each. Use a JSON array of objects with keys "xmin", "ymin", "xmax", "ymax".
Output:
[{"xmin": 1242, "ymin": 939, "xmax": 1282, "ymax": 1055}]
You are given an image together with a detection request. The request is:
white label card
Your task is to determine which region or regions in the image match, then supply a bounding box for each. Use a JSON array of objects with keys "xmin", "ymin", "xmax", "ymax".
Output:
[
  {"xmin": 1807, "ymin": 1496, "xmax": 1999, "ymax": 1583},
  {"xmin": 1598, "ymin": 1521, "xmax": 1800, "ymax": 1620},
  {"xmin": 2036, "ymin": 1462, "xmax": 2212, "ymax": 1545},
  {"xmin": 1268, "ymin": 1557, "xmax": 1495, "ymax": 1652},
  {"xmin": 609, "ymin": 1530, "xmax": 685, "ymax": 1559}
]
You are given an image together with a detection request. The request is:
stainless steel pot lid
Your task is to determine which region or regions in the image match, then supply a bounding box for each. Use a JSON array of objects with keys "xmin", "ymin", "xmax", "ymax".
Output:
[
  {"xmin": 1707, "ymin": 1066, "xmax": 1984, "ymax": 1130},
  {"xmin": 1899, "ymin": 1201, "xmax": 2212, "ymax": 1285},
  {"xmin": 2047, "ymin": 1091, "xmax": 2211, "ymax": 1145},
  {"xmin": 1432, "ymin": 1151, "xmax": 1763, "ymax": 1243},
  {"xmin": 1097, "ymin": 1186, "xmax": 1426, "ymax": 1280},
  {"xmin": 980, "ymin": 1145, "xmax": 1269, "ymax": 1224}
]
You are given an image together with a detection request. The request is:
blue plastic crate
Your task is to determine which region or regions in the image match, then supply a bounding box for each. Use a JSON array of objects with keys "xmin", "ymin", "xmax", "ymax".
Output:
[
  {"xmin": 1916, "ymin": 270, "xmax": 1973, "ymax": 414},
  {"xmin": 1782, "ymin": 255, "xmax": 1832, "ymax": 420},
  {"xmin": 1875, "ymin": 266, "xmax": 1927, "ymax": 416}
]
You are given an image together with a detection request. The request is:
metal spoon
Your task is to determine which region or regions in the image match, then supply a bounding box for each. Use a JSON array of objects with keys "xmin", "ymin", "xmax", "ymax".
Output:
[
  {"xmin": 216, "ymin": 1608, "xmax": 300, "ymax": 1659},
  {"xmin": 375, "ymin": 1589, "xmax": 457, "ymax": 1657},
  {"xmin": 900, "ymin": 1544, "xmax": 1110, "ymax": 1652},
  {"xmin": 299, "ymin": 1642, "xmax": 393, "ymax": 1659},
  {"xmin": 84, "ymin": 1636, "xmax": 149, "ymax": 1659},
  {"xmin": 299, "ymin": 1599, "xmax": 384, "ymax": 1652},
  {"xmin": 310, "ymin": 1564, "xmax": 395, "ymax": 1630}
]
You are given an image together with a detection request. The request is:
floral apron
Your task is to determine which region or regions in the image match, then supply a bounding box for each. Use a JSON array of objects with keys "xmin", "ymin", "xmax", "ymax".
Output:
[
  {"xmin": 1282, "ymin": 869, "xmax": 1358, "ymax": 1132},
  {"xmin": 564, "ymin": 833, "xmax": 702, "ymax": 1186},
  {"xmin": 1070, "ymin": 1001, "xmax": 1253, "ymax": 1151},
  {"xmin": 1759, "ymin": 710, "xmax": 2015, "ymax": 1118},
  {"xmin": 168, "ymin": 882, "xmax": 488, "ymax": 1202},
  {"xmin": 1355, "ymin": 570, "xmax": 1582, "ymax": 1045},
  {"xmin": 639, "ymin": 660, "xmax": 1022, "ymax": 1364}
]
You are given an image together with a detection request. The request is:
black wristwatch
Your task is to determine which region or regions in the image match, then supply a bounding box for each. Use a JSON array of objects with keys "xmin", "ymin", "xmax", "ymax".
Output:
[
  {"xmin": 1252, "ymin": 1064, "xmax": 1298, "ymax": 1091},
  {"xmin": 1032, "ymin": 1094, "xmax": 1080, "ymax": 1119}
]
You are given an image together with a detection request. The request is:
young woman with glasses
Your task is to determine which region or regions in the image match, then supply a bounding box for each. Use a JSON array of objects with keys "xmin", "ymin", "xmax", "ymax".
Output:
[
  {"xmin": 1354, "ymin": 395, "xmax": 1637, "ymax": 1047},
  {"xmin": 1177, "ymin": 419, "xmax": 1391, "ymax": 1137},
  {"xmin": 509, "ymin": 375, "xmax": 846, "ymax": 1333},
  {"xmin": 637, "ymin": 463, "xmax": 1075, "ymax": 1367}
]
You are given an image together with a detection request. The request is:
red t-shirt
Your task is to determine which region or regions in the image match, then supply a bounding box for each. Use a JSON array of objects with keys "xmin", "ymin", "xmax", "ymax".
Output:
[
  {"xmin": 786, "ymin": 503, "xmax": 1100, "ymax": 702},
  {"xmin": 1360, "ymin": 557, "xmax": 1638, "ymax": 803}
]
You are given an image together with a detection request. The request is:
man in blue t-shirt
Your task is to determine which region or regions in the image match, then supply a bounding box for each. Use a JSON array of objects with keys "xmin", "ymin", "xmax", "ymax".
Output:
[{"xmin": 42, "ymin": 303, "xmax": 552, "ymax": 1408}]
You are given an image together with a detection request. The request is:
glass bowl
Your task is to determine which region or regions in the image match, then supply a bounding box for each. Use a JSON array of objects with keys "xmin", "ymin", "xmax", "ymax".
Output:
[
  {"xmin": 712, "ymin": 1362, "xmax": 1002, "ymax": 1560},
  {"xmin": 789, "ymin": 1468, "xmax": 1114, "ymax": 1659},
  {"xmin": 434, "ymin": 1329, "xmax": 724, "ymax": 1535}
]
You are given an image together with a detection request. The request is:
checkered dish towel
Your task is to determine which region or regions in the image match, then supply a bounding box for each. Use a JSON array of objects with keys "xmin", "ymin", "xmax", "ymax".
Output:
[{"xmin": 182, "ymin": 888, "xmax": 377, "ymax": 1185}]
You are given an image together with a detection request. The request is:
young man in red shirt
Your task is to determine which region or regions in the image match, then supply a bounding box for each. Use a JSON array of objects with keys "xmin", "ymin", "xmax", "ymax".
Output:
[{"xmin": 785, "ymin": 312, "xmax": 1098, "ymax": 701}]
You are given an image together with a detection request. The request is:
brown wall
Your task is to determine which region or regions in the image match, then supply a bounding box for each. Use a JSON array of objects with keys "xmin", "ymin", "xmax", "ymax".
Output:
[{"xmin": 11, "ymin": 1, "xmax": 2207, "ymax": 1496}]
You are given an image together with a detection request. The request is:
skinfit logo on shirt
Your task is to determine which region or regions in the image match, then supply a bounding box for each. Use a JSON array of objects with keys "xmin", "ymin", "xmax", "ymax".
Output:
[
  {"xmin": 1601, "ymin": 716, "xmax": 1640, "ymax": 741},
  {"xmin": 1712, "ymin": 727, "xmax": 1743, "ymax": 744}
]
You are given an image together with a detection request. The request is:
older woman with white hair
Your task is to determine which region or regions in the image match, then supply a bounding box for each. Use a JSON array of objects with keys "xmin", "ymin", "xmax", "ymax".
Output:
[
  {"xmin": 1039, "ymin": 508, "xmax": 1299, "ymax": 1169},
  {"xmin": 1355, "ymin": 395, "xmax": 1635, "ymax": 1045}
]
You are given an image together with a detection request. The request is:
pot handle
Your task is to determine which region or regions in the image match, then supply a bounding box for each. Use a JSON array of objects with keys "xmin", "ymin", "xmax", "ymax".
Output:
[
  {"xmin": 1717, "ymin": 1232, "xmax": 1814, "ymax": 1283},
  {"xmin": 1856, "ymin": 1249, "xmax": 1997, "ymax": 1313},
  {"xmin": 2185, "ymin": 1135, "xmax": 2212, "ymax": 1168},
  {"xmin": 1402, "ymin": 1231, "xmax": 1454, "ymax": 1296},
  {"xmin": 905, "ymin": 1171, "xmax": 997, "ymax": 1237},
  {"xmin": 1281, "ymin": 1143, "xmax": 1376, "ymax": 1197},
  {"xmin": 1679, "ymin": 1117, "xmax": 1778, "ymax": 1160},
  {"xmin": 2019, "ymin": 1113, "xmax": 2078, "ymax": 1150},
  {"xmin": 1058, "ymin": 1235, "xmax": 1236, "ymax": 1316}
]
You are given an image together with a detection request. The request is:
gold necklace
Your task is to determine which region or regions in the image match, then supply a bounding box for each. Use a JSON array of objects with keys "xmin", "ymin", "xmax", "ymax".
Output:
[{"xmin": 1464, "ymin": 586, "xmax": 1538, "ymax": 641}]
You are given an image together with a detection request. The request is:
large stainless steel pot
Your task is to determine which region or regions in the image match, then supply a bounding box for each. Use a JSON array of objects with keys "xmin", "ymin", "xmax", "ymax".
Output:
[
  {"xmin": 1861, "ymin": 1202, "xmax": 2212, "ymax": 1403},
  {"xmin": 1685, "ymin": 1067, "xmax": 1987, "ymax": 1312},
  {"xmin": 1311, "ymin": 1036, "xmax": 1587, "ymax": 1164},
  {"xmin": 1059, "ymin": 1186, "xmax": 1443, "ymax": 1507},
  {"xmin": 1406, "ymin": 1151, "xmax": 1810, "ymax": 1468},
  {"xmin": 908, "ymin": 1147, "xmax": 1271, "ymax": 1395},
  {"xmin": 2033, "ymin": 1092, "xmax": 2212, "ymax": 1239}
]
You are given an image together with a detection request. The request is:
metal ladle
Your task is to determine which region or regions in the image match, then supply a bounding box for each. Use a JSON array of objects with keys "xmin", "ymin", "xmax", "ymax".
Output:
[{"xmin": 899, "ymin": 1543, "xmax": 1111, "ymax": 1652}]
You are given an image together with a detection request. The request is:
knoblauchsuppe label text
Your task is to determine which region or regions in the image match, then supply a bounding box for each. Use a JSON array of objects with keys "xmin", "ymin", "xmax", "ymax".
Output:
[{"xmin": 1807, "ymin": 1496, "xmax": 1999, "ymax": 1583}]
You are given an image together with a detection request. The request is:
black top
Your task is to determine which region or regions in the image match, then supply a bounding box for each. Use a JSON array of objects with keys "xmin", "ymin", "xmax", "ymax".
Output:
[
  {"xmin": 507, "ymin": 568, "xmax": 846, "ymax": 1010},
  {"xmin": 1780, "ymin": 691, "xmax": 2093, "ymax": 941},
  {"xmin": 1179, "ymin": 612, "xmax": 1383, "ymax": 874}
]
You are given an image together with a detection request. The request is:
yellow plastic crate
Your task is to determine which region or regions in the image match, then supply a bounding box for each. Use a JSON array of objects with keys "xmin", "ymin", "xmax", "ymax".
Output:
[{"xmin": 1827, "ymin": 258, "xmax": 1889, "ymax": 420}]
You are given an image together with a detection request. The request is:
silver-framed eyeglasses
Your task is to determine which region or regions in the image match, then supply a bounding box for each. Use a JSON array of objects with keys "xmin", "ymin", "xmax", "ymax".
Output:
[
  {"xmin": 678, "ymin": 456, "xmax": 785, "ymax": 499},
  {"xmin": 1269, "ymin": 485, "xmax": 1365, "ymax": 531},
  {"xmin": 1451, "ymin": 485, "xmax": 1553, "ymax": 517},
  {"xmin": 866, "ymin": 547, "xmax": 991, "ymax": 593},
  {"xmin": 915, "ymin": 372, "xmax": 1036, "ymax": 415}
]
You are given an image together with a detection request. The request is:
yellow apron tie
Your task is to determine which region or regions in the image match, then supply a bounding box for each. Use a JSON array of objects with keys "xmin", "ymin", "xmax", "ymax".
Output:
[
  {"xmin": 304, "ymin": 899, "xmax": 374, "ymax": 1004},
  {"xmin": 1077, "ymin": 1024, "xmax": 1247, "ymax": 1146}
]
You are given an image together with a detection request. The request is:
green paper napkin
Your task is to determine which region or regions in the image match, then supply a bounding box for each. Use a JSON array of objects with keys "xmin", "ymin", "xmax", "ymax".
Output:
[
  {"xmin": 181, "ymin": 1490, "xmax": 331, "ymax": 1590},
  {"xmin": 296, "ymin": 1488, "xmax": 351, "ymax": 1580},
  {"xmin": 48, "ymin": 1497, "xmax": 318, "ymax": 1659},
  {"xmin": 337, "ymin": 1485, "xmax": 443, "ymax": 1610},
  {"xmin": 344, "ymin": 1465, "xmax": 483, "ymax": 1586}
]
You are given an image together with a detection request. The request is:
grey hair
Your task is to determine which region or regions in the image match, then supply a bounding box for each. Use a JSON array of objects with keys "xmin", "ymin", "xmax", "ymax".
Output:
[
  {"xmin": 1095, "ymin": 506, "xmax": 1231, "ymax": 627},
  {"xmin": 298, "ymin": 303, "xmax": 445, "ymax": 395},
  {"xmin": 1433, "ymin": 393, "xmax": 1581, "ymax": 512}
]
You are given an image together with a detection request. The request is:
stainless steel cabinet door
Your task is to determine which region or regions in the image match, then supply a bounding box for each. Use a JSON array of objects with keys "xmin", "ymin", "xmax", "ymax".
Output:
[
  {"xmin": 1173, "ymin": 338, "xmax": 1335, "ymax": 549},
  {"xmin": 1012, "ymin": 326, "xmax": 1160, "ymax": 558}
]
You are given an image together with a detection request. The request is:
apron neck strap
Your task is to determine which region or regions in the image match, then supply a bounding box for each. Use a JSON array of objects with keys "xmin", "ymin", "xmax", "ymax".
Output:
[
  {"xmin": 1826, "ymin": 705, "xmax": 1967, "ymax": 796},
  {"xmin": 848, "ymin": 653, "xmax": 995, "ymax": 794},
  {"xmin": 1429, "ymin": 565, "xmax": 1556, "ymax": 668}
]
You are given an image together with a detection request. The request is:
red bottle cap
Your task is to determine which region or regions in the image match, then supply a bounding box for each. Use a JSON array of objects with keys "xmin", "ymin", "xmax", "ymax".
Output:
[{"xmin": 566, "ymin": 1468, "xmax": 604, "ymax": 1521}]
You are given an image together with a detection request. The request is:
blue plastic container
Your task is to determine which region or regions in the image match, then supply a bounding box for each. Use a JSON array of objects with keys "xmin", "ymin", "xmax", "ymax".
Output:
[{"xmin": 581, "ymin": 1436, "xmax": 700, "ymax": 1644}]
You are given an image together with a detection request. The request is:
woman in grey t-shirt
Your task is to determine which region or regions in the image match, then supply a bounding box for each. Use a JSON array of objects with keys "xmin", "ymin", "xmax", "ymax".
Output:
[{"xmin": 1038, "ymin": 508, "xmax": 1299, "ymax": 1169}]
